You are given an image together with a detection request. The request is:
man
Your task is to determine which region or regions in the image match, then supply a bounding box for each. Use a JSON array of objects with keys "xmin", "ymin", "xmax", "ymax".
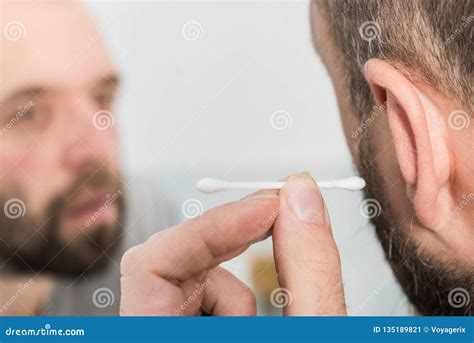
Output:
[
  {"xmin": 2, "ymin": 0, "xmax": 346, "ymax": 317},
  {"xmin": 309, "ymin": 0, "xmax": 473, "ymax": 315},
  {"xmin": 1, "ymin": 0, "xmax": 348, "ymax": 316},
  {"xmin": 0, "ymin": 1, "xmax": 174, "ymax": 315},
  {"xmin": 2, "ymin": 0, "xmax": 472, "ymax": 317},
  {"xmin": 120, "ymin": 0, "xmax": 473, "ymax": 316}
]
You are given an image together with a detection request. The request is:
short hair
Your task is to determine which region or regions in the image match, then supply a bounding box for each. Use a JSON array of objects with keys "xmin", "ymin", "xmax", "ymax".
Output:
[{"xmin": 316, "ymin": 0, "xmax": 473, "ymax": 120}]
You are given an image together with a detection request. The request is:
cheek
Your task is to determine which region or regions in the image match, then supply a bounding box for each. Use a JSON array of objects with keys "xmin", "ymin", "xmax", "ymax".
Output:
[
  {"xmin": 334, "ymin": 89, "xmax": 362, "ymax": 166},
  {"xmin": 100, "ymin": 128, "xmax": 120, "ymax": 167},
  {"xmin": 0, "ymin": 147, "xmax": 60, "ymax": 217}
]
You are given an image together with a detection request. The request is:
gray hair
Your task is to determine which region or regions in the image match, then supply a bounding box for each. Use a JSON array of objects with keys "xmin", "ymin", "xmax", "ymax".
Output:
[{"xmin": 315, "ymin": 0, "xmax": 473, "ymax": 119}]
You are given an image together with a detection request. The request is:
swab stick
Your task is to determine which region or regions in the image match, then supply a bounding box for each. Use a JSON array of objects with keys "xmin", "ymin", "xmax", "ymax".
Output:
[{"xmin": 196, "ymin": 176, "xmax": 366, "ymax": 194}]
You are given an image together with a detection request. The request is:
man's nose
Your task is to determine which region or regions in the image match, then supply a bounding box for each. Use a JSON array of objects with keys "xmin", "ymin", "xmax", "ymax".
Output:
[{"xmin": 61, "ymin": 97, "xmax": 117, "ymax": 171}]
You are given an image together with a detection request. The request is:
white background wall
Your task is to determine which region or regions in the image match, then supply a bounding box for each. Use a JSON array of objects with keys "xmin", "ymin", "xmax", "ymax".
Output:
[{"xmin": 85, "ymin": 0, "xmax": 409, "ymax": 315}]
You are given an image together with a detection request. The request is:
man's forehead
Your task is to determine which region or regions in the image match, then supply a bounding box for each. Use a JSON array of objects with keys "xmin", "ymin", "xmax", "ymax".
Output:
[{"xmin": 1, "ymin": 1, "xmax": 115, "ymax": 96}]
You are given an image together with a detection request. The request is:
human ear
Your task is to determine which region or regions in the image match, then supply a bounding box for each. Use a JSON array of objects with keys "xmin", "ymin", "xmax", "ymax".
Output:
[{"xmin": 364, "ymin": 58, "xmax": 451, "ymax": 229}]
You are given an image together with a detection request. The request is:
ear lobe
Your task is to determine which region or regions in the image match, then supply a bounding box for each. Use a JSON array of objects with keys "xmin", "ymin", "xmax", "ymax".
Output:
[{"xmin": 364, "ymin": 58, "xmax": 450, "ymax": 229}]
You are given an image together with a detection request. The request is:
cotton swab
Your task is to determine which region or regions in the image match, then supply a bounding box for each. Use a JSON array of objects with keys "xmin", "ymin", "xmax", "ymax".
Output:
[{"xmin": 196, "ymin": 176, "xmax": 366, "ymax": 194}]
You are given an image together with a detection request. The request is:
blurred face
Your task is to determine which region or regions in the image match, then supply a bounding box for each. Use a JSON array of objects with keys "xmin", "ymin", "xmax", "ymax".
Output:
[
  {"xmin": 0, "ymin": 2, "xmax": 124, "ymax": 276},
  {"xmin": 311, "ymin": 5, "xmax": 473, "ymax": 315}
]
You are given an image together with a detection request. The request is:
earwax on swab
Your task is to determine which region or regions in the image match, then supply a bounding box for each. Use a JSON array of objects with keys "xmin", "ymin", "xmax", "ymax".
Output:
[{"xmin": 196, "ymin": 176, "xmax": 366, "ymax": 194}]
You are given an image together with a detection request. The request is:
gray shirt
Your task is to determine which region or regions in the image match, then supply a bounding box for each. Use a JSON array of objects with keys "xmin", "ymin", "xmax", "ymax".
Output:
[{"xmin": 41, "ymin": 176, "xmax": 177, "ymax": 315}]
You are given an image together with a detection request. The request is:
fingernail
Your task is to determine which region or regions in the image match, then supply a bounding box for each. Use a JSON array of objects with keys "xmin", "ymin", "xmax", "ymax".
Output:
[
  {"xmin": 242, "ymin": 189, "xmax": 278, "ymax": 200},
  {"xmin": 285, "ymin": 173, "xmax": 325, "ymax": 225},
  {"xmin": 242, "ymin": 194, "xmax": 280, "ymax": 206}
]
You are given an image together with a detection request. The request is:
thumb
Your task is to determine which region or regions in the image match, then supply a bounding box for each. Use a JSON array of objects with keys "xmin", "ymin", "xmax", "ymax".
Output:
[{"xmin": 272, "ymin": 172, "xmax": 346, "ymax": 315}]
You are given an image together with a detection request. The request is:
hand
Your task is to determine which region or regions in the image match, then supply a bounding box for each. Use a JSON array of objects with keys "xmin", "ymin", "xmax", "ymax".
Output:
[
  {"xmin": 120, "ymin": 194, "xmax": 280, "ymax": 315},
  {"xmin": 120, "ymin": 172, "xmax": 346, "ymax": 316},
  {"xmin": 272, "ymin": 172, "xmax": 346, "ymax": 315}
]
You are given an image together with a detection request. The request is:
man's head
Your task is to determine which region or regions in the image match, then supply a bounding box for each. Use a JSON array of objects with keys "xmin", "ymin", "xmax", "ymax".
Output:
[
  {"xmin": 0, "ymin": 1, "xmax": 124, "ymax": 277},
  {"xmin": 311, "ymin": 0, "xmax": 473, "ymax": 315}
]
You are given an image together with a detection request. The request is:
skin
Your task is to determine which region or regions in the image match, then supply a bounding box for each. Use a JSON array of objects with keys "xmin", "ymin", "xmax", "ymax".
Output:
[
  {"xmin": 1, "ymin": 1, "xmax": 347, "ymax": 316},
  {"xmin": 120, "ymin": 174, "xmax": 346, "ymax": 316},
  {"xmin": 3, "ymin": 0, "xmax": 470, "ymax": 316},
  {"xmin": 309, "ymin": 2, "xmax": 474, "ymax": 268},
  {"xmin": 1, "ymin": 1, "xmax": 120, "ymax": 229},
  {"xmin": 0, "ymin": 1, "xmax": 121, "ymax": 314},
  {"xmin": 122, "ymin": 3, "xmax": 474, "ymax": 316}
]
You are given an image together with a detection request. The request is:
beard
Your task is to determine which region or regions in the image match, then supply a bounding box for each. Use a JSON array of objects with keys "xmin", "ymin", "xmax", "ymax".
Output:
[
  {"xmin": 358, "ymin": 130, "xmax": 473, "ymax": 316},
  {"xmin": 0, "ymin": 165, "xmax": 125, "ymax": 278}
]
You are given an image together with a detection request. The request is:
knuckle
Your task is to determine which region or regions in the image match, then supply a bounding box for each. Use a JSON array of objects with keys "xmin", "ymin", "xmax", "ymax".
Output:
[
  {"xmin": 120, "ymin": 244, "xmax": 143, "ymax": 276},
  {"xmin": 197, "ymin": 213, "xmax": 226, "ymax": 260},
  {"xmin": 240, "ymin": 286, "xmax": 257, "ymax": 308}
]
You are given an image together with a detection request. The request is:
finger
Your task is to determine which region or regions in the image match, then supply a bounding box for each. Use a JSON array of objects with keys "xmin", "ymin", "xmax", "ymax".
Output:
[
  {"xmin": 120, "ymin": 268, "xmax": 210, "ymax": 316},
  {"xmin": 241, "ymin": 175, "xmax": 293, "ymax": 200},
  {"xmin": 121, "ymin": 195, "xmax": 279, "ymax": 281},
  {"xmin": 201, "ymin": 267, "xmax": 256, "ymax": 316},
  {"xmin": 272, "ymin": 172, "xmax": 346, "ymax": 315},
  {"xmin": 120, "ymin": 269, "xmax": 187, "ymax": 315}
]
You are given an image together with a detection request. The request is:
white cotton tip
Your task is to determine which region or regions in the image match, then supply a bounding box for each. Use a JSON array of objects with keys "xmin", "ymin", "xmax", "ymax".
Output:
[
  {"xmin": 323, "ymin": 176, "xmax": 366, "ymax": 191},
  {"xmin": 195, "ymin": 177, "xmax": 230, "ymax": 194}
]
